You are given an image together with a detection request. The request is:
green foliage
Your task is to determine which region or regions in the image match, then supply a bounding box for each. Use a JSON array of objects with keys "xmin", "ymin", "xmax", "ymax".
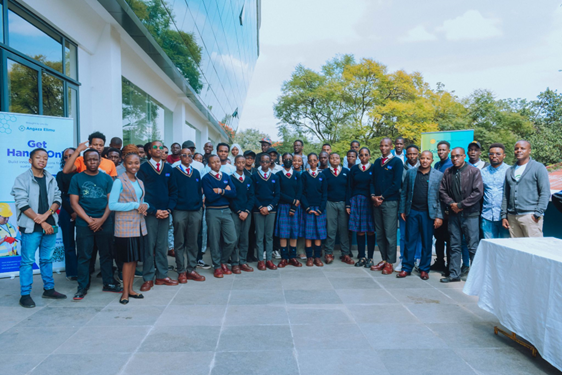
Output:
[{"xmin": 233, "ymin": 128, "xmax": 271, "ymax": 153}]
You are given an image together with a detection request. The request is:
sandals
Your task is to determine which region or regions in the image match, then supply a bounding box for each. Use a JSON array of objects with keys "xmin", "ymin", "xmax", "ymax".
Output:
[
  {"xmin": 355, "ymin": 257, "xmax": 367, "ymax": 267},
  {"xmin": 365, "ymin": 259, "xmax": 374, "ymax": 268}
]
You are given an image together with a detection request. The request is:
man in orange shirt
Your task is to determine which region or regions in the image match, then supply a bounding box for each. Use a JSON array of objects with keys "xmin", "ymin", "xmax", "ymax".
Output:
[{"xmin": 63, "ymin": 132, "xmax": 117, "ymax": 178}]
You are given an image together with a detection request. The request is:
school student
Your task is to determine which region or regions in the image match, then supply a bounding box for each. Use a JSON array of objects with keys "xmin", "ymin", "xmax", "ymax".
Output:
[
  {"xmin": 137, "ymin": 141, "xmax": 179, "ymax": 291},
  {"xmin": 170, "ymin": 148, "xmax": 206, "ymax": 283},
  {"xmin": 230, "ymin": 155, "xmax": 255, "ymax": 273},
  {"xmin": 108, "ymin": 149, "xmax": 148, "ymax": 304},
  {"xmin": 301, "ymin": 153, "xmax": 328, "ymax": 267},
  {"xmin": 323, "ymin": 153, "xmax": 353, "ymax": 265},
  {"xmin": 202, "ymin": 155, "xmax": 238, "ymax": 278},
  {"xmin": 63, "ymin": 131, "xmax": 117, "ymax": 178},
  {"xmin": 346, "ymin": 147, "xmax": 376, "ymax": 268},
  {"xmin": 252, "ymin": 154, "xmax": 281, "ymax": 270},
  {"xmin": 275, "ymin": 153, "xmax": 303, "ymax": 268}
]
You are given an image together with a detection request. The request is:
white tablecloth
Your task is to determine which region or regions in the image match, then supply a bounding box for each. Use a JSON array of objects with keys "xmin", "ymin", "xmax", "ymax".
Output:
[{"xmin": 464, "ymin": 237, "xmax": 562, "ymax": 371}]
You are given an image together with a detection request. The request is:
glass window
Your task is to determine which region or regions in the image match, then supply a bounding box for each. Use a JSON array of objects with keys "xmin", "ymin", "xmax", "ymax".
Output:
[
  {"xmin": 0, "ymin": 2, "xmax": 4, "ymax": 44},
  {"xmin": 7, "ymin": 59, "xmax": 39, "ymax": 114},
  {"xmin": 8, "ymin": 8, "xmax": 63, "ymax": 72},
  {"xmin": 64, "ymin": 40, "xmax": 77, "ymax": 80},
  {"xmin": 41, "ymin": 72, "xmax": 64, "ymax": 117},
  {"xmin": 68, "ymin": 86, "xmax": 78, "ymax": 141}
]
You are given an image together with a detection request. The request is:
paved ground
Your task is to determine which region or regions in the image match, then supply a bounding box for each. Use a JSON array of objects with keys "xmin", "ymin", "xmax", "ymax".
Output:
[{"xmin": 0, "ymin": 252, "xmax": 559, "ymax": 375}]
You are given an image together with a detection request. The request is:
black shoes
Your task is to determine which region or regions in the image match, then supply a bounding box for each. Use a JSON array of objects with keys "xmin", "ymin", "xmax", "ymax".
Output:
[
  {"xmin": 103, "ymin": 284, "xmax": 123, "ymax": 293},
  {"xmin": 73, "ymin": 289, "xmax": 88, "ymax": 300},
  {"xmin": 364, "ymin": 259, "xmax": 374, "ymax": 268},
  {"xmin": 355, "ymin": 258, "xmax": 367, "ymax": 267},
  {"xmin": 430, "ymin": 262, "xmax": 445, "ymax": 272},
  {"xmin": 19, "ymin": 295, "xmax": 36, "ymax": 308},
  {"xmin": 461, "ymin": 265, "xmax": 470, "ymax": 276},
  {"xmin": 42, "ymin": 289, "xmax": 67, "ymax": 299},
  {"xmin": 440, "ymin": 276, "xmax": 461, "ymax": 283}
]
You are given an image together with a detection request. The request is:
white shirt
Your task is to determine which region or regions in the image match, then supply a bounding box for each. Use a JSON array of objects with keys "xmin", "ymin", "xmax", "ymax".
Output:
[
  {"xmin": 514, "ymin": 162, "xmax": 528, "ymax": 181},
  {"xmin": 329, "ymin": 165, "xmax": 342, "ymax": 176},
  {"xmin": 208, "ymin": 170, "xmax": 223, "ymax": 179},
  {"xmin": 359, "ymin": 162, "xmax": 371, "ymax": 171},
  {"xmin": 258, "ymin": 168, "xmax": 271, "ymax": 178},
  {"xmin": 282, "ymin": 168, "xmax": 294, "ymax": 177},
  {"xmin": 149, "ymin": 158, "xmax": 163, "ymax": 171},
  {"xmin": 308, "ymin": 168, "xmax": 320, "ymax": 177},
  {"xmin": 234, "ymin": 171, "xmax": 246, "ymax": 182},
  {"xmin": 202, "ymin": 163, "xmax": 236, "ymax": 176},
  {"xmin": 172, "ymin": 159, "xmax": 205, "ymax": 175}
]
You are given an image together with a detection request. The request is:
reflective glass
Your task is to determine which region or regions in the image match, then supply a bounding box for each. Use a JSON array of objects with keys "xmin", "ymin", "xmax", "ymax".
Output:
[
  {"xmin": 65, "ymin": 40, "xmax": 78, "ymax": 80},
  {"xmin": 42, "ymin": 72, "xmax": 64, "ymax": 117},
  {"xmin": 7, "ymin": 59, "xmax": 39, "ymax": 114},
  {"xmin": 8, "ymin": 9, "xmax": 63, "ymax": 72},
  {"xmin": 68, "ymin": 86, "xmax": 78, "ymax": 141}
]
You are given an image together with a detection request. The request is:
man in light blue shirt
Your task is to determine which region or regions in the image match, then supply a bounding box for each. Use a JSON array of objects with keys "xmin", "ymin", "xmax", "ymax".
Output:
[
  {"xmin": 391, "ymin": 136, "xmax": 406, "ymax": 163},
  {"xmin": 202, "ymin": 143, "xmax": 236, "ymax": 176},
  {"xmin": 481, "ymin": 143, "xmax": 510, "ymax": 239}
]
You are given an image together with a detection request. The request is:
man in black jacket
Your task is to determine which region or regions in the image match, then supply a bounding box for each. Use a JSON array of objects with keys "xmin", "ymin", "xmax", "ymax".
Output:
[{"xmin": 439, "ymin": 147, "xmax": 484, "ymax": 283}]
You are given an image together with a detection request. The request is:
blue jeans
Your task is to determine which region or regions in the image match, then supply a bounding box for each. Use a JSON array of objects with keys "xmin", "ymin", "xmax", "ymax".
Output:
[
  {"xmin": 20, "ymin": 232, "xmax": 56, "ymax": 295},
  {"xmin": 58, "ymin": 208, "xmax": 77, "ymax": 277},
  {"xmin": 404, "ymin": 210, "xmax": 434, "ymax": 273},
  {"xmin": 399, "ymin": 215, "xmax": 421, "ymax": 261},
  {"xmin": 481, "ymin": 218, "xmax": 510, "ymax": 239},
  {"xmin": 461, "ymin": 238, "xmax": 470, "ymax": 267}
]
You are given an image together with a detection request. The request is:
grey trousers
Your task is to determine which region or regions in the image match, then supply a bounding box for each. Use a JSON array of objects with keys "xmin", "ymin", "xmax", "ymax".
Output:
[
  {"xmin": 173, "ymin": 209, "xmax": 203, "ymax": 273},
  {"xmin": 206, "ymin": 208, "xmax": 237, "ymax": 269},
  {"xmin": 373, "ymin": 200, "xmax": 399, "ymax": 263},
  {"xmin": 325, "ymin": 201, "xmax": 350, "ymax": 255},
  {"xmin": 448, "ymin": 213, "xmax": 479, "ymax": 279},
  {"xmin": 254, "ymin": 212, "xmax": 276, "ymax": 261},
  {"xmin": 231, "ymin": 212, "xmax": 251, "ymax": 265},
  {"xmin": 144, "ymin": 215, "xmax": 169, "ymax": 280}
]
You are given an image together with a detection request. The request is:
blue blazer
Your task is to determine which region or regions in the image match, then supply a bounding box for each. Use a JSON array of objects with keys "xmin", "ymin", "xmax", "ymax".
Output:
[{"xmin": 399, "ymin": 168, "xmax": 443, "ymax": 219}]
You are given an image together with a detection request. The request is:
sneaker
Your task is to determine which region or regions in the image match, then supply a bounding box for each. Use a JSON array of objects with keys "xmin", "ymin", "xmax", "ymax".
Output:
[
  {"xmin": 197, "ymin": 260, "xmax": 211, "ymax": 270},
  {"xmin": 134, "ymin": 269, "xmax": 143, "ymax": 278},
  {"xmin": 273, "ymin": 250, "xmax": 281, "ymax": 259},
  {"xmin": 19, "ymin": 295, "xmax": 35, "ymax": 308},
  {"xmin": 394, "ymin": 259, "xmax": 402, "ymax": 273},
  {"xmin": 299, "ymin": 254, "xmax": 307, "ymax": 260},
  {"xmin": 102, "ymin": 284, "xmax": 123, "ymax": 293},
  {"xmin": 42, "ymin": 289, "xmax": 67, "ymax": 299},
  {"xmin": 73, "ymin": 289, "xmax": 87, "ymax": 300}
]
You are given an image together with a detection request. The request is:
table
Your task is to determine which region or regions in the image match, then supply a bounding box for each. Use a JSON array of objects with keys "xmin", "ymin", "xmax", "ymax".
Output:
[{"xmin": 464, "ymin": 237, "xmax": 562, "ymax": 371}]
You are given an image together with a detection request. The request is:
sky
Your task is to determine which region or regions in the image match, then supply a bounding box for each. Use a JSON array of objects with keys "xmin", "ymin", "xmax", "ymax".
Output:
[{"xmin": 237, "ymin": 0, "xmax": 562, "ymax": 140}]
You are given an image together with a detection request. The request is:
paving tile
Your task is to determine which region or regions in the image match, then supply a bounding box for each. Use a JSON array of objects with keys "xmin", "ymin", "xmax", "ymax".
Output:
[
  {"xmin": 54, "ymin": 326, "xmax": 150, "ymax": 354},
  {"xmin": 328, "ymin": 277, "xmax": 380, "ymax": 289},
  {"xmin": 279, "ymin": 268, "xmax": 326, "ymax": 278},
  {"xmin": 427, "ymin": 322, "xmax": 524, "ymax": 349},
  {"xmin": 455, "ymin": 348, "xmax": 561, "ymax": 375},
  {"xmin": 336, "ymin": 289, "xmax": 398, "ymax": 305},
  {"xmin": 459, "ymin": 303, "xmax": 500, "ymax": 323},
  {"xmin": 171, "ymin": 289, "xmax": 231, "ymax": 305},
  {"xmin": 29, "ymin": 353, "xmax": 130, "ymax": 375},
  {"xmin": 360, "ymin": 323, "xmax": 448, "ymax": 349},
  {"xmin": 229, "ymin": 289, "xmax": 285, "ymax": 305},
  {"xmin": 139, "ymin": 326, "xmax": 220, "ymax": 352},
  {"xmin": 212, "ymin": 350, "xmax": 299, "ymax": 375},
  {"xmin": 16, "ymin": 306, "xmax": 102, "ymax": 327},
  {"xmin": 379, "ymin": 349, "xmax": 476, "ymax": 375},
  {"xmin": 156, "ymin": 305, "xmax": 226, "ymax": 326},
  {"xmin": 86, "ymin": 305, "xmax": 165, "ymax": 326},
  {"xmin": 0, "ymin": 354, "xmax": 47, "ymax": 375},
  {"xmin": 234, "ymin": 269, "xmax": 281, "ymax": 278},
  {"xmin": 297, "ymin": 349, "xmax": 390, "ymax": 375},
  {"xmin": 375, "ymin": 276, "xmax": 434, "ymax": 289},
  {"xmin": 438, "ymin": 287, "xmax": 480, "ymax": 303},
  {"xmin": 390, "ymin": 288, "xmax": 457, "ymax": 305},
  {"xmin": 0, "ymin": 326, "xmax": 78, "ymax": 354},
  {"xmin": 217, "ymin": 325, "xmax": 294, "ymax": 351},
  {"xmin": 107, "ymin": 288, "xmax": 179, "ymax": 306},
  {"xmin": 406, "ymin": 303, "xmax": 482, "ymax": 324},
  {"xmin": 284, "ymin": 290, "xmax": 343, "ymax": 305},
  {"xmin": 291, "ymin": 324, "xmax": 369, "ymax": 350},
  {"xmin": 224, "ymin": 305, "xmax": 289, "ymax": 326},
  {"xmin": 322, "ymin": 267, "xmax": 372, "ymax": 278},
  {"xmin": 231, "ymin": 277, "xmax": 282, "ymax": 290},
  {"xmin": 0, "ymin": 306, "xmax": 40, "ymax": 331},
  {"xmin": 181, "ymin": 276, "xmax": 235, "ymax": 289},
  {"xmin": 123, "ymin": 352, "xmax": 213, "ymax": 375},
  {"xmin": 347, "ymin": 304, "xmax": 419, "ymax": 324},
  {"xmin": 281, "ymin": 277, "xmax": 331, "ymax": 290},
  {"xmin": 287, "ymin": 306, "xmax": 354, "ymax": 325}
]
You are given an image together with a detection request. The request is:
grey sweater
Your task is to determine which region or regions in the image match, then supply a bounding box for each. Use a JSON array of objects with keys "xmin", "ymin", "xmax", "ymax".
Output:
[{"xmin": 501, "ymin": 159, "xmax": 551, "ymax": 218}]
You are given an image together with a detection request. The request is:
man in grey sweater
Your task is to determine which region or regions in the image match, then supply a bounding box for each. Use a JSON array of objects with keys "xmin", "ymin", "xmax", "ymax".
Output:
[{"xmin": 501, "ymin": 140, "xmax": 550, "ymax": 238}]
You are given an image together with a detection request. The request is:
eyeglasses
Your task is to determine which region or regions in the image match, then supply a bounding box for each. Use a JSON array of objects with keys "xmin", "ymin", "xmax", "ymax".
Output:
[
  {"xmin": 488, "ymin": 152, "xmax": 503, "ymax": 156},
  {"xmin": 163, "ymin": 151, "xmax": 169, "ymax": 154},
  {"xmin": 152, "ymin": 145, "xmax": 164, "ymax": 150},
  {"xmin": 180, "ymin": 154, "xmax": 193, "ymax": 158}
]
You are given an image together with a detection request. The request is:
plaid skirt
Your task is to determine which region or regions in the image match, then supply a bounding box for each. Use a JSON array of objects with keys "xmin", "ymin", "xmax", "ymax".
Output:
[
  {"xmin": 303, "ymin": 206, "xmax": 327, "ymax": 240},
  {"xmin": 275, "ymin": 204, "xmax": 302, "ymax": 239},
  {"xmin": 349, "ymin": 195, "xmax": 375, "ymax": 233}
]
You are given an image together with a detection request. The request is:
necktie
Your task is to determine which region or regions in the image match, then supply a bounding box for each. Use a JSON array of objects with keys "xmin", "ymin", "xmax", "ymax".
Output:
[
  {"xmin": 216, "ymin": 174, "xmax": 220, "ymax": 178},
  {"xmin": 382, "ymin": 157, "xmax": 388, "ymax": 164},
  {"xmin": 156, "ymin": 162, "xmax": 161, "ymax": 172},
  {"xmin": 334, "ymin": 168, "xmax": 338, "ymax": 175},
  {"xmin": 312, "ymin": 172, "xmax": 316, "ymax": 176},
  {"xmin": 362, "ymin": 165, "xmax": 365, "ymax": 171},
  {"xmin": 239, "ymin": 177, "xmax": 243, "ymax": 182},
  {"xmin": 286, "ymin": 173, "xmax": 291, "ymax": 177},
  {"xmin": 264, "ymin": 173, "xmax": 267, "ymax": 178},
  {"xmin": 187, "ymin": 167, "xmax": 190, "ymax": 175}
]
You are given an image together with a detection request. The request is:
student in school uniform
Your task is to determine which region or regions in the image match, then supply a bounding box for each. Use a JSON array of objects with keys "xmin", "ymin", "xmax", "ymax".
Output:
[
  {"xmin": 301, "ymin": 153, "xmax": 328, "ymax": 267},
  {"xmin": 291, "ymin": 154, "xmax": 307, "ymax": 259},
  {"xmin": 275, "ymin": 153, "xmax": 303, "ymax": 268},
  {"xmin": 323, "ymin": 152, "xmax": 353, "ymax": 265},
  {"xmin": 229, "ymin": 155, "xmax": 255, "ymax": 273},
  {"xmin": 170, "ymin": 147, "xmax": 206, "ymax": 283},
  {"xmin": 202, "ymin": 155, "xmax": 238, "ymax": 278},
  {"xmin": 346, "ymin": 147, "xmax": 376, "ymax": 268},
  {"xmin": 252, "ymin": 153, "xmax": 280, "ymax": 271}
]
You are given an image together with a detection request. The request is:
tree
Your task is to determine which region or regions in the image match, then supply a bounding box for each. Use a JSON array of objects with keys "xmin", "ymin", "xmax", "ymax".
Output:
[
  {"xmin": 233, "ymin": 128, "xmax": 271, "ymax": 153},
  {"xmin": 526, "ymin": 89, "xmax": 562, "ymax": 165}
]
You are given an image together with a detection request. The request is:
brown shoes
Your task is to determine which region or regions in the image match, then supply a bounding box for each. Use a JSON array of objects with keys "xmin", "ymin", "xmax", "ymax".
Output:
[
  {"xmin": 186, "ymin": 271, "xmax": 205, "ymax": 281},
  {"xmin": 213, "ymin": 268, "xmax": 224, "ymax": 278},
  {"xmin": 266, "ymin": 260, "xmax": 278, "ymax": 270},
  {"xmin": 140, "ymin": 280, "xmax": 154, "ymax": 292},
  {"xmin": 313, "ymin": 258, "xmax": 324, "ymax": 267},
  {"xmin": 231, "ymin": 265, "xmax": 241, "ymax": 274},
  {"xmin": 289, "ymin": 258, "xmax": 302, "ymax": 267},
  {"xmin": 278, "ymin": 259, "xmax": 288, "ymax": 268},
  {"xmin": 167, "ymin": 249, "xmax": 175, "ymax": 257},
  {"xmin": 257, "ymin": 261, "xmax": 266, "ymax": 271},
  {"xmin": 324, "ymin": 254, "xmax": 334, "ymax": 264},
  {"xmin": 240, "ymin": 264, "xmax": 254, "ymax": 272},
  {"xmin": 396, "ymin": 270, "xmax": 410, "ymax": 278},
  {"xmin": 370, "ymin": 261, "xmax": 386, "ymax": 271},
  {"xmin": 382, "ymin": 262, "xmax": 394, "ymax": 275},
  {"xmin": 177, "ymin": 272, "xmax": 188, "ymax": 284},
  {"xmin": 420, "ymin": 271, "xmax": 429, "ymax": 280},
  {"xmin": 221, "ymin": 264, "xmax": 232, "ymax": 275},
  {"xmin": 155, "ymin": 277, "xmax": 179, "ymax": 286},
  {"xmin": 306, "ymin": 258, "xmax": 314, "ymax": 267},
  {"xmin": 341, "ymin": 255, "xmax": 355, "ymax": 265}
]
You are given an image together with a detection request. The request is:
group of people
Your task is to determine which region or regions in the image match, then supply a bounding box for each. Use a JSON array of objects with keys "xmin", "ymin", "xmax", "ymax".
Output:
[{"xmin": 10, "ymin": 131, "xmax": 551, "ymax": 308}]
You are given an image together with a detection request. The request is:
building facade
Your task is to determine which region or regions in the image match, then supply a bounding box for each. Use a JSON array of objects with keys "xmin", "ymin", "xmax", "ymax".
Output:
[{"xmin": 2, "ymin": 0, "xmax": 260, "ymax": 150}]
